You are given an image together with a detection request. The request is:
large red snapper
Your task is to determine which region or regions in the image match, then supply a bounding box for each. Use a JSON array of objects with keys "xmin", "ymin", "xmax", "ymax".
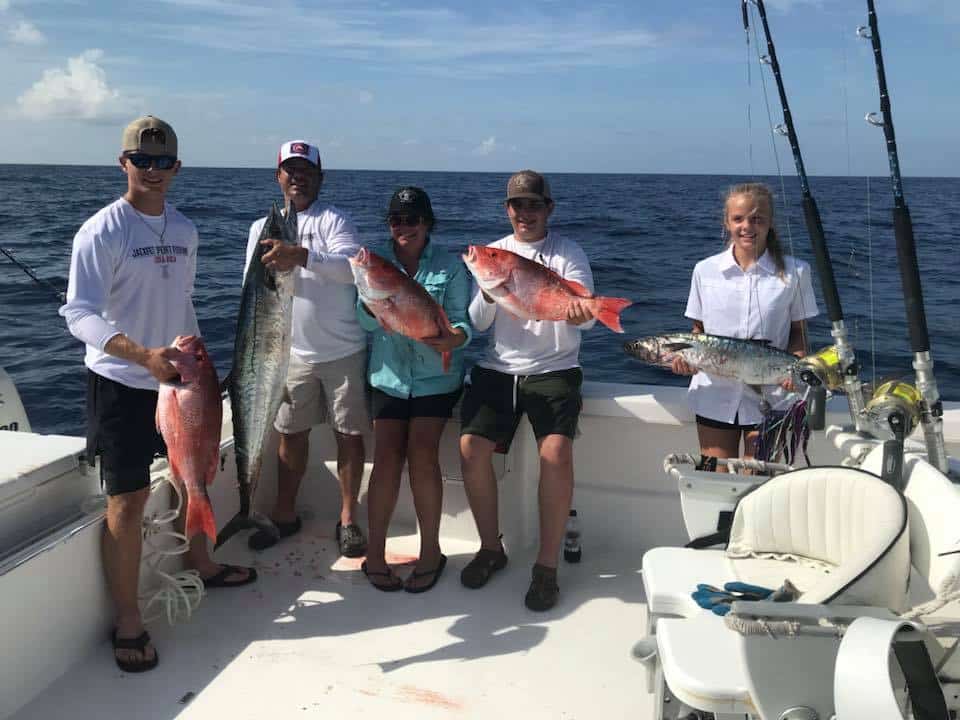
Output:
[
  {"xmin": 349, "ymin": 247, "xmax": 456, "ymax": 372},
  {"xmin": 156, "ymin": 335, "xmax": 221, "ymax": 542},
  {"xmin": 462, "ymin": 245, "xmax": 632, "ymax": 332}
]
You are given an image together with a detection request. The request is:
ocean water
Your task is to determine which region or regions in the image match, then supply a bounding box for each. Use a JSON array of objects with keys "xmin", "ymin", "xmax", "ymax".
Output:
[{"xmin": 0, "ymin": 165, "xmax": 957, "ymax": 437}]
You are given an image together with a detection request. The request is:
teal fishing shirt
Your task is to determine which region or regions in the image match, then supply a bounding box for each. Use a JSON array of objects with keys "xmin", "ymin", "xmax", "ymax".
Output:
[{"xmin": 357, "ymin": 239, "xmax": 473, "ymax": 399}]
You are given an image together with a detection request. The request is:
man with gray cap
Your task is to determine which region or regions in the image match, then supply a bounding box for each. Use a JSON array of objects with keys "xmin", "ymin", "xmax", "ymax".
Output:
[
  {"xmin": 242, "ymin": 140, "xmax": 369, "ymax": 557},
  {"xmin": 459, "ymin": 170, "xmax": 596, "ymax": 612},
  {"xmin": 60, "ymin": 116, "xmax": 256, "ymax": 673}
]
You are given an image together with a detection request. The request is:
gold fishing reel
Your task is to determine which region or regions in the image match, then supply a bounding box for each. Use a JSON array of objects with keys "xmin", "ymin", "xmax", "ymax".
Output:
[
  {"xmin": 865, "ymin": 380, "xmax": 921, "ymax": 439},
  {"xmin": 796, "ymin": 345, "xmax": 844, "ymax": 391}
]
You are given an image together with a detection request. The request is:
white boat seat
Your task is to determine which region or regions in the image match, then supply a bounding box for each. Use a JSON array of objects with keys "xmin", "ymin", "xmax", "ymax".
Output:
[{"xmin": 643, "ymin": 465, "xmax": 911, "ymax": 619}]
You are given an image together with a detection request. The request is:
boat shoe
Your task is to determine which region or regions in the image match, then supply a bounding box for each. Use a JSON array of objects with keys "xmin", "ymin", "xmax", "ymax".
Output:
[
  {"xmin": 460, "ymin": 544, "xmax": 508, "ymax": 589},
  {"xmin": 336, "ymin": 521, "xmax": 367, "ymax": 558},
  {"xmin": 524, "ymin": 563, "xmax": 559, "ymax": 611}
]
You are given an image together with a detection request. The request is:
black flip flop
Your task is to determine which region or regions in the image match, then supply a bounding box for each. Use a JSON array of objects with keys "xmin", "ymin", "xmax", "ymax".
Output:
[
  {"xmin": 404, "ymin": 554, "xmax": 447, "ymax": 594},
  {"xmin": 203, "ymin": 564, "xmax": 258, "ymax": 588},
  {"xmin": 112, "ymin": 630, "xmax": 159, "ymax": 673},
  {"xmin": 362, "ymin": 560, "xmax": 403, "ymax": 592}
]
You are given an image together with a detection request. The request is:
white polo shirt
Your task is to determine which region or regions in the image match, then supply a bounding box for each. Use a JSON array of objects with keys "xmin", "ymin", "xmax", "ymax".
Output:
[{"xmin": 684, "ymin": 245, "xmax": 819, "ymax": 425}]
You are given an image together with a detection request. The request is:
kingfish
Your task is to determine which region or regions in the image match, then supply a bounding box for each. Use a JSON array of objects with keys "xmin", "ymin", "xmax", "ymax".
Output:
[
  {"xmin": 462, "ymin": 245, "xmax": 632, "ymax": 332},
  {"xmin": 349, "ymin": 247, "xmax": 457, "ymax": 372},
  {"xmin": 623, "ymin": 332, "xmax": 799, "ymax": 386},
  {"xmin": 156, "ymin": 335, "xmax": 221, "ymax": 542},
  {"xmin": 215, "ymin": 201, "xmax": 298, "ymax": 550}
]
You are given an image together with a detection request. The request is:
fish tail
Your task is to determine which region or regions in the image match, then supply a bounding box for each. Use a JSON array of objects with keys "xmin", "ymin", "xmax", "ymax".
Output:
[
  {"xmin": 214, "ymin": 512, "xmax": 254, "ymax": 550},
  {"xmin": 593, "ymin": 297, "xmax": 633, "ymax": 333},
  {"xmin": 187, "ymin": 497, "xmax": 218, "ymax": 543},
  {"xmin": 441, "ymin": 350, "xmax": 451, "ymax": 373}
]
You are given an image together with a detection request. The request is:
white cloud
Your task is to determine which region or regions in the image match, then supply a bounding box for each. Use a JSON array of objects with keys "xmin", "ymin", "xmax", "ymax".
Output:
[
  {"xmin": 472, "ymin": 136, "xmax": 497, "ymax": 156},
  {"xmin": 16, "ymin": 49, "xmax": 133, "ymax": 121},
  {"xmin": 9, "ymin": 20, "xmax": 45, "ymax": 45}
]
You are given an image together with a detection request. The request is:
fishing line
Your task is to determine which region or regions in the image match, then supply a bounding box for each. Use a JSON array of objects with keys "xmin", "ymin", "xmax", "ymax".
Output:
[
  {"xmin": 0, "ymin": 246, "xmax": 67, "ymax": 303},
  {"xmin": 744, "ymin": 2, "xmax": 757, "ymax": 178}
]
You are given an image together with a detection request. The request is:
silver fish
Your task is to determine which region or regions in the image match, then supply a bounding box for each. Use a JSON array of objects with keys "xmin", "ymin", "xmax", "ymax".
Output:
[
  {"xmin": 623, "ymin": 332, "xmax": 799, "ymax": 386},
  {"xmin": 215, "ymin": 201, "xmax": 298, "ymax": 549}
]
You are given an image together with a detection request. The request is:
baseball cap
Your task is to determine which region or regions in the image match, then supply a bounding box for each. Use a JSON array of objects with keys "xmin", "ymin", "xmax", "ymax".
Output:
[
  {"xmin": 506, "ymin": 170, "xmax": 552, "ymax": 203},
  {"xmin": 388, "ymin": 186, "xmax": 434, "ymax": 221},
  {"xmin": 121, "ymin": 116, "xmax": 177, "ymax": 156},
  {"xmin": 278, "ymin": 140, "xmax": 321, "ymax": 168}
]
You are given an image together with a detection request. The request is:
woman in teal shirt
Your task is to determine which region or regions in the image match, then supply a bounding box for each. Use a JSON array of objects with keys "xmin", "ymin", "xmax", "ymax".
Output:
[{"xmin": 358, "ymin": 187, "xmax": 472, "ymax": 593}]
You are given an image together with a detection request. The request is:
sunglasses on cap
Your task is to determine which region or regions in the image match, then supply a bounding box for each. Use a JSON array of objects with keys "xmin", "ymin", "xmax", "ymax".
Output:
[
  {"xmin": 387, "ymin": 213, "xmax": 423, "ymax": 227},
  {"xmin": 507, "ymin": 198, "xmax": 549, "ymax": 211},
  {"xmin": 124, "ymin": 153, "xmax": 178, "ymax": 170}
]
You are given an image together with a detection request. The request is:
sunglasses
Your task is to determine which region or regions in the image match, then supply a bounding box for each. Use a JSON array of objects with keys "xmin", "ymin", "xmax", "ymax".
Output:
[
  {"xmin": 387, "ymin": 213, "xmax": 423, "ymax": 227},
  {"xmin": 124, "ymin": 153, "xmax": 177, "ymax": 170},
  {"xmin": 507, "ymin": 198, "xmax": 548, "ymax": 212}
]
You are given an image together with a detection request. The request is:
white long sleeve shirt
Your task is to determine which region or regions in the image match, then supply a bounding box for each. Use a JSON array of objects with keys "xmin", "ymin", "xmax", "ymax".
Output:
[
  {"xmin": 245, "ymin": 199, "xmax": 365, "ymax": 363},
  {"xmin": 684, "ymin": 245, "xmax": 819, "ymax": 424},
  {"xmin": 59, "ymin": 197, "xmax": 200, "ymax": 390},
  {"xmin": 469, "ymin": 232, "xmax": 596, "ymax": 376}
]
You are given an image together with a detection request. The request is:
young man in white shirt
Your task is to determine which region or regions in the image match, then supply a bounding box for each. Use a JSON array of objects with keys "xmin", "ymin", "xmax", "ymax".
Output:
[
  {"xmin": 459, "ymin": 170, "xmax": 594, "ymax": 611},
  {"xmin": 243, "ymin": 141, "xmax": 369, "ymax": 557},
  {"xmin": 60, "ymin": 116, "xmax": 256, "ymax": 674}
]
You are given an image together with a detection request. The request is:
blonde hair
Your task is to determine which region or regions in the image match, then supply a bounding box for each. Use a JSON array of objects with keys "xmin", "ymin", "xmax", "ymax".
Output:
[{"xmin": 722, "ymin": 182, "xmax": 786, "ymax": 279}]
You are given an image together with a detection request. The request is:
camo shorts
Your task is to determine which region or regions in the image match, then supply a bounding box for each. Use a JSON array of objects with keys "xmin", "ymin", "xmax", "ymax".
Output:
[{"xmin": 275, "ymin": 350, "xmax": 371, "ymax": 435}]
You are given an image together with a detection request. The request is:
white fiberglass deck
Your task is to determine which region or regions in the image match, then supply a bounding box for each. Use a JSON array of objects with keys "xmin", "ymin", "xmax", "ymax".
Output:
[{"xmin": 13, "ymin": 520, "xmax": 651, "ymax": 720}]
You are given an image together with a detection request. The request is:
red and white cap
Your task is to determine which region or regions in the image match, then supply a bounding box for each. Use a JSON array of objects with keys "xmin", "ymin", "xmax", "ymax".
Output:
[{"xmin": 277, "ymin": 140, "xmax": 320, "ymax": 168}]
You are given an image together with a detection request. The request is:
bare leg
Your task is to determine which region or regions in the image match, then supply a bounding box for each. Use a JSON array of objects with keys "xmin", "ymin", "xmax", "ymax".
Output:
[
  {"xmin": 364, "ymin": 419, "xmax": 407, "ymax": 577},
  {"xmin": 334, "ymin": 431, "xmax": 365, "ymax": 527},
  {"xmin": 535, "ymin": 434, "xmax": 574, "ymax": 569},
  {"xmin": 103, "ymin": 487, "xmax": 155, "ymax": 665},
  {"xmin": 460, "ymin": 433, "xmax": 502, "ymax": 552},
  {"xmin": 274, "ymin": 430, "xmax": 309, "ymax": 524},
  {"xmin": 405, "ymin": 417, "xmax": 447, "ymax": 588},
  {"xmin": 696, "ymin": 424, "xmax": 742, "ymax": 466},
  {"xmin": 742, "ymin": 429, "xmax": 760, "ymax": 461}
]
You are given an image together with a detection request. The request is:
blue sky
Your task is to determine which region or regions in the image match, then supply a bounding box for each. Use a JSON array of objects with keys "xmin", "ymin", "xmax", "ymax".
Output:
[{"xmin": 0, "ymin": 0, "xmax": 956, "ymax": 175}]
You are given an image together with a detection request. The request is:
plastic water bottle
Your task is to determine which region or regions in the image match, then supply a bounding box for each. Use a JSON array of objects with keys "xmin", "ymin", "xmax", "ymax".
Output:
[{"xmin": 563, "ymin": 509, "xmax": 581, "ymax": 563}]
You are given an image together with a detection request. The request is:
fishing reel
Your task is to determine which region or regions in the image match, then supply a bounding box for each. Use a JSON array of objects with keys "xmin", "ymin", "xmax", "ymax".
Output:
[
  {"xmin": 864, "ymin": 380, "xmax": 922, "ymax": 491},
  {"xmin": 796, "ymin": 346, "xmax": 848, "ymax": 431}
]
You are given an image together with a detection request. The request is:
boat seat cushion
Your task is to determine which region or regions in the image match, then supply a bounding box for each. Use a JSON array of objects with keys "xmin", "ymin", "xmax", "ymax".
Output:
[{"xmin": 643, "ymin": 466, "xmax": 910, "ymax": 617}]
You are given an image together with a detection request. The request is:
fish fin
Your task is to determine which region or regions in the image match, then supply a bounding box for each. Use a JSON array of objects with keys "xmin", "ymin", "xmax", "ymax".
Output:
[
  {"xmin": 662, "ymin": 342, "xmax": 693, "ymax": 352},
  {"xmin": 562, "ymin": 278, "xmax": 593, "ymax": 298},
  {"xmin": 186, "ymin": 494, "xmax": 218, "ymax": 543},
  {"xmin": 214, "ymin": 511, "xmax": 278, "ymax": 550},
  {"xmin": 592, "ymin": 297, "xmax": 633, "ymax": 333}
]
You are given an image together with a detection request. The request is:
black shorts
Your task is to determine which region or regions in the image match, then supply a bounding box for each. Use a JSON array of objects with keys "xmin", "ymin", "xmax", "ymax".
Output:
[
  {"xmin": 695, "ymin": 414, "xmax": 760, "ymax": 432},
  {"xmin": 460, "ymin": 366, "xmax": 583, "ymax": 453},
  {"xmin": 371, "ymin": 386, "xmax": 462, "ymax": 421},
  {"xmin": 86, "ymin": 371, "xmax": 166, "ymax": 496}
]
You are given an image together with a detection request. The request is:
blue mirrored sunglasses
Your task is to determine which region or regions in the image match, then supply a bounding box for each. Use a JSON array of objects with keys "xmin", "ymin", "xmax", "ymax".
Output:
[{"xmin": 125, "ymin": 153, "xmax": 177, "ymax": 170}]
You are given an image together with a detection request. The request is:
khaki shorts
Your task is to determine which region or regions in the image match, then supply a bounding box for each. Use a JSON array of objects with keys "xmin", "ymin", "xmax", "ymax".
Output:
[{"xmin": 275, "ymin": 350, "xmax": 370, "ymax": 435}]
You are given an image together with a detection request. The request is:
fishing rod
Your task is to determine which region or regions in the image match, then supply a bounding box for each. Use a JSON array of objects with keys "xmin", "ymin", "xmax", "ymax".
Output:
[
  {"xmin": 0, "ymin": 246, "xmax": 67, "ymax": 304},
  {"xmin": 742, "ymin": 0, "xmax": 868, "ymax": 433},
  {"xmin": 857, "ymin": 0, "xmax": 949, "ymax": 474}
]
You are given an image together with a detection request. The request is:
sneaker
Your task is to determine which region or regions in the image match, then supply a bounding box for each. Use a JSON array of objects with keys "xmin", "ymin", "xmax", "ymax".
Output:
[
  {"xmin": 460, "ymin": 546, "xmax": 508, "ymax": 589},
  {"xmin": 248, "ymin": 516, "xmax": 302, "ymax": 551},
  {"xmin": 336, "ymin": 522, "xmax": 367, "ymax": 558},
  {"xmin": 524, "ymin": 563, "xmax": 559, "ymax": 611}
]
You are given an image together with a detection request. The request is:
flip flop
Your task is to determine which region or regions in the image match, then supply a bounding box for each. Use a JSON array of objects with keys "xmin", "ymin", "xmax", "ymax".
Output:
[
  {"xmin": 404, "ymin": 554, "xmax": 447, "ymax": 594},
  {"xmin": 203, "ymin": 564, "xmax": 258, "ymax": 588},
  {"xmin": 112, "ymin": 630, "xmax": 159, "ymax": 673},
  {"xmin": 362, "ymin": 560, "xmax": 403, "ymax": 592}
]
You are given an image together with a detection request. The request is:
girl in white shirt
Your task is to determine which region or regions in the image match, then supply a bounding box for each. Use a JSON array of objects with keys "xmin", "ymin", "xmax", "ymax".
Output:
[{"xmin": 673, "ymin": 183, "xmax": 819, "ymax": 466}]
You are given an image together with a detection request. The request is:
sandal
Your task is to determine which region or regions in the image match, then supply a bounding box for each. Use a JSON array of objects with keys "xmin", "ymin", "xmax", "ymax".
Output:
[
  {"xmin": 404, "ymin": 554, "xmax": 447, "ymax": 594},
  {"xmin": 203, "ymin": 564, "xmax": 258, "ymax": 588},
  {"xmin": 460, "ymin": 545, "xmax": 508, "ymax": 589},
  {"xmin": 524, "ymin": 563, "xmax": 559, "ymax": 612},
  {"xmin": 112, "ymin": 630, "xmax": 159, "ymax": 673},
  {"xmin": 361, "ymin": 560, "xmax": 403, "ymax": 592}
]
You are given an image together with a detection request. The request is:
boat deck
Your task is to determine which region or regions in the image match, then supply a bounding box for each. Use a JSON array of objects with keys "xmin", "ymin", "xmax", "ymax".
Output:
[{"xmin": 12, "ymin": 516, "xmax": 652, "ymax": 720}]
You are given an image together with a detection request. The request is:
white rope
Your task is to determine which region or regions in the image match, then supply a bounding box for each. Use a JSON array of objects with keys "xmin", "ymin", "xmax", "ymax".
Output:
[{"xmin": 139, "ymin": 470, "xmax": 205, "ymax": 625}]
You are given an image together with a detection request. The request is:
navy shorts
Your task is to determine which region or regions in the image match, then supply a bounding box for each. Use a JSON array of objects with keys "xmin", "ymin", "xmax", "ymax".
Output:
[
  {"xmin": 460, "ymin": 366, "xmax": 583, "ymax": 453},
  {"xmin": 86, "ymin": 371, "xmax": 166, "ymax": 496},
  {"xmin": 695, "ymin": 413, "xmax": 760, "ymax": 432},
  {"xmin": 371, "ymin": 386, "xmax": 462, "ymax": 421}
]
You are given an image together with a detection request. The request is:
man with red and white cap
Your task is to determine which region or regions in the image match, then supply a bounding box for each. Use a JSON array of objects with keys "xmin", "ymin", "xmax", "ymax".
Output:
[{"xmin": 242, "ymin": 140, "xmax": 370, "ymax": 556}]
